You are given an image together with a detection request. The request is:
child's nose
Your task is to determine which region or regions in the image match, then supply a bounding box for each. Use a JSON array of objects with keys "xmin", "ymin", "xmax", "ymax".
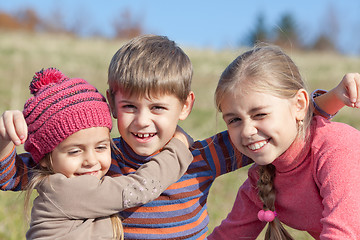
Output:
[
  {"xmin": 83, "ymin": 151, "xmax": 98, "ymax": 166},
  {"xmin": 241, "ymin": 122, "xmax": 257, "ymax": 138},
  {"xmin": 135, "ymin": 110, "xmax": 151, "ymax": 126}
]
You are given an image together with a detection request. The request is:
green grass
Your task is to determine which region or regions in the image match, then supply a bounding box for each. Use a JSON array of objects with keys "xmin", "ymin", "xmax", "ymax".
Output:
[{"xmin": 0, "ymin": 30, "xmax": 359, "ymax": 239}]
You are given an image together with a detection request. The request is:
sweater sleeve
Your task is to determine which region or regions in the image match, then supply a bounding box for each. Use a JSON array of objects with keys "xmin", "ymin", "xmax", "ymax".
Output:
[
  {"xmin": 0, "ymin": 146, "xmax": 35, "ymax": 191},
  {"xmin": 35, "ymin": 138, "xmax": 193, "ymax": 219},
  {"xmin": 207, "ymin": 165, "xmax": 266, "ymax": 240},
  {"xmin": 192, "ymin": 130, "xmax": 253, "ymax": 178},
  {"xmin": 313, "ymin": 119, "xmax": 360, "ymax": 239}
]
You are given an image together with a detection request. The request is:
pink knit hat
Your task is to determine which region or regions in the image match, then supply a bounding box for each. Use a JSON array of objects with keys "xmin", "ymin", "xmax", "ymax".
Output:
[{"xmin": 24, "ymin": 68, "xmax": 112, "ymax": 163}]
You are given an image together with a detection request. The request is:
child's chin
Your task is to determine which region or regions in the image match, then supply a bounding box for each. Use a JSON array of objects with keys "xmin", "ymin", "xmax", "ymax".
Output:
[{"xmin": 133, "ymin": 147, "xmax": 159, "ymax": 157}]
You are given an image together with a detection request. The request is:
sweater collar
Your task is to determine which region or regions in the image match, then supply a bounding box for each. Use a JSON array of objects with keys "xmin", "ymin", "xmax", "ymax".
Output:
[{"xmin": 117, "ymin": 137, "xmax": 169, "ymax": 164}]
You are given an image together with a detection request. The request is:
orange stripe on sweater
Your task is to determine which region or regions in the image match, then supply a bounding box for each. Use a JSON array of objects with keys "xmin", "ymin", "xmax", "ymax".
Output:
[
  {"xmin": 1, "ymin": 145, "xmax": 15, "ymax": 160},
  {"xmin": 125, "ymin": 209, "xmax": 208, "ymax": 234},
  {"xmin": 1, "ymin": 164, "xmax": 15, "ymax": 188},
  {"xmin": 166, "ymin": 176, "xmax": 209, "ymax": 190},
  {"xmin": 127, "ymin": 197, "xmax": 199, "ymax": 213},
  {"xmin": 206, "ymin": 138, "xmax": 221, "ymax": 177}
]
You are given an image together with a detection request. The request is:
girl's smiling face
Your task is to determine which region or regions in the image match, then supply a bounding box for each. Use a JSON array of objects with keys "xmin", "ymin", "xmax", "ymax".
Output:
[
  {"xmin": 220, "ymin": 88, "xmax": 301, "ymax": 165},
  {"xmin": 44, "ymin": 127, "xmax": 112, "ymax": 179}
]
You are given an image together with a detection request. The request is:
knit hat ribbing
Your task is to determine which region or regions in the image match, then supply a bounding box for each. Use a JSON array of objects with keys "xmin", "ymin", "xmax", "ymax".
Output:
[{"xmin": 24, "ymin": 68, "xmax": 112, "ymax": 163}]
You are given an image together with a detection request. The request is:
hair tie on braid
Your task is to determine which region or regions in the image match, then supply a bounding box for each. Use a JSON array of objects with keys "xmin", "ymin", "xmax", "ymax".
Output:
[{"xmin": 258, "ymin": 209, "xmax": 277, "ymax": 222}]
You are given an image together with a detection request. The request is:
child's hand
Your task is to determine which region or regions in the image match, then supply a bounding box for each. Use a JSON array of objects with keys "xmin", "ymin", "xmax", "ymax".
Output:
[
  {"xmin": 173, "ymin": 126, "xmax": 193, "ymax": 148},
  {"xmin": 332, "ymin": 73, "xmax": 360, "ymax": 108},
  {"xmin": 0, "ymin": 110, "xmax": 27, "ymax": 146}
]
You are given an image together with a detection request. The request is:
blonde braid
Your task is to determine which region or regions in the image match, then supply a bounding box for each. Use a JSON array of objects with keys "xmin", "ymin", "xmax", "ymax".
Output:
[{"xmin": 257, "ymin": 165, "xmax": 294, "ymax": 240}]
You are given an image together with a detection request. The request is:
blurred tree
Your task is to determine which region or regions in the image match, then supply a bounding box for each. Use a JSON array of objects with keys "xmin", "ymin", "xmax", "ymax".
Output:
[
  {"xmin": 311, "ymin": 4, "xmax": 339, "ymax": 53},
  {"xmin": 112, "ymin": 9, "xmax": 144, "ymax": 40},
  {"xmin": 312, "ymin": 34, "xmax": 337, "ymax": 52},
  {"xmin": 273, "ymin": 13, "xmax": 301, "ymax": 49},
  {"xmin": 0, "ymin": 9, "xmax": 39, "ymax": 31},
  {"xmin": 40, "ymin": 9, "xmax": 72, "ymax": 35},
  {"xmin": 244, "ymin": 13, "xmax": 269, "ymax": 46},
  {"xmin": 14, "ymin": 9, "xmax": 39, "ymax": 31},
  {"xmin": 0, "ymin": 12, "xmax": 22, "ymax": 30},
  {"xmin": 67, "ymin": 8, "xmax": 89, "ymax": 37}
]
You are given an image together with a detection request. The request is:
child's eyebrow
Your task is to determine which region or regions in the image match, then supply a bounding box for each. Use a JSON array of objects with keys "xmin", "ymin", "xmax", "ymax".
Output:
[
  {"xmin": 150, "ymin": 101, "xmax": 170, "ymax": 106},
  {"xmin": 117, "ymin": 99, "xmax": 133, "ymax": 104},
  {"xmin": 222, "ymin": 105, "xmax": 269, "ymax": 118},
  {"xmin": 97, "ymin": 138, "xmax": 111, "ymax": 144},
  {"xmin": 248, "ymin": 105, "xmax": 269, "ymax": 114},
  {"xmin": 222, "ymin": 112, "xmax": 237, "ymax": 119},
  {"xmin": 60, "ymin": 138, "xmax": 110, "ymax": 149}
]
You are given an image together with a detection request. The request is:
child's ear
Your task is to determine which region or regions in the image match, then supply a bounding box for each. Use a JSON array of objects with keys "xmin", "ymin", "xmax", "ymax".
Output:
[
  {"xmin": 106, "ymin": 89, "xmax": 117, "ymax": 119},
  {"xmin": 39, "ymin": 160, "xmax": 47, "ymax": 168},
  {"xmin": 39, "ymin": 156, "xmax": 51, "ymax": 169},
  {"xmin": 294, "ymin": 89, "xmax": 309, "ymax": 121},
  {"xmin": 179, "ymin": 91, "xmax": 195, "ymax": 120}
]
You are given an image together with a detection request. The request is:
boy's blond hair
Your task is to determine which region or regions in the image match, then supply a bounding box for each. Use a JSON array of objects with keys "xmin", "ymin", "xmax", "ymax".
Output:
[{"xmin": 108, "ymin": 34, "xmax": 193, "ymax": 103}]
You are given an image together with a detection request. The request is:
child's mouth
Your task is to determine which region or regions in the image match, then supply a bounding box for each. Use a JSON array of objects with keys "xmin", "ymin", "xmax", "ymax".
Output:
[
  {"xmin": 133, "ymin": 133, "xmax": 156, "ymax": 138},
  {"xmin": 132, "ymin": 132, "xmax": 157, "ymax": 141},
  {"xmin": 75, "ymin": 171, "xmax": 99, "ymax": 176},
  {"xmin": 247, "ymin": 139, "xmax": 269, "ymax": 151}
]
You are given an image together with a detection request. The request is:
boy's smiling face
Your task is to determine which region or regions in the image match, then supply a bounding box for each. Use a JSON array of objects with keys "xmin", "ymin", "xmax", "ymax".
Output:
[{"xmin": 109, "ymin": 90, "xmax": 194, "ymax": 156}]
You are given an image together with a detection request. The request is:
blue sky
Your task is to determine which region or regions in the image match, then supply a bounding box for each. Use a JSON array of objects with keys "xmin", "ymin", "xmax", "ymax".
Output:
[{"xmin": 1, "ymin": 0, "xmax": 360, "ymax": 54}]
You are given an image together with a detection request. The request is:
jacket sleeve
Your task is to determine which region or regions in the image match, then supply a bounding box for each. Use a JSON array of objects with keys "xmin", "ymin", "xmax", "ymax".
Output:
[
  {"xmin": 207, "ymin": 166, "xmax": 266, "ymax": 240},
  {"xmin": 0, "ymin": 146, "xmax": 35, "ymax": 191},
  {"xmin": 35, "ymin": 138, "xmax": 193, "ymax": 219}
]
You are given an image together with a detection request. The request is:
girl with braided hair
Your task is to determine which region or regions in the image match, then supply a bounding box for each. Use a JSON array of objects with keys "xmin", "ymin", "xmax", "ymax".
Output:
[{"xmin": 208, "ymin": 45, "xmax": 360, "ymax": 239}]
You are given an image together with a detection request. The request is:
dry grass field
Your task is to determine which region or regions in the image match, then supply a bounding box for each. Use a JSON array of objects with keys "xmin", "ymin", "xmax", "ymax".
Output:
[{"xmin": 0, "ymin": 31, "xmax": 359, "ymax": 239}]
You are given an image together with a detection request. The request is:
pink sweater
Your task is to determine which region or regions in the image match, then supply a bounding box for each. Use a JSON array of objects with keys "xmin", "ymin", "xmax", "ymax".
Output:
[{"xmin": 208, "ymin": 116, "xmax": 360, "ymax": 240}]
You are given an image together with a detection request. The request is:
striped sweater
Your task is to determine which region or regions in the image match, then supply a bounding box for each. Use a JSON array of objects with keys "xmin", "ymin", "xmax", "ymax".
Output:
[{"xmin": 0, "ymin": 130, "xmax": 252, "ymax": 239}]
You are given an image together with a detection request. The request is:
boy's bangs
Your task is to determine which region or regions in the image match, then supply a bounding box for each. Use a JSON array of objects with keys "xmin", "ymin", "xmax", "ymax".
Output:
[{"xmin": 111, "ymin": 76, "xmax": 188, "ymax": 102}]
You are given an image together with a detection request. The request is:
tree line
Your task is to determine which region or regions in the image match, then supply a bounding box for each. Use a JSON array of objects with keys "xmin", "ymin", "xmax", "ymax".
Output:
[
  {"xmin": 0, "ymin": 7, "xmax": 345, "ymax": 54},
  {"xmin": 0, "ymin": 8, "xmax": 142, "ymax": 40}
]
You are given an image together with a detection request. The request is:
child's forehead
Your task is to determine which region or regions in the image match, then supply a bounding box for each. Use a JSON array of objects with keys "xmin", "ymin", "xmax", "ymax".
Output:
[{"xmin": 115, "ymin": 88, "xmax": 181, "ymax": 102}]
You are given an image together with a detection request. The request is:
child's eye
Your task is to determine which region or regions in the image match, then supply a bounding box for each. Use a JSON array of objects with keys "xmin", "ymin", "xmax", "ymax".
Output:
[
  {"xmin": 122, "ymin": 104, "xmax": 136, "ymax": 112},
  {"xmin": 123, "ymin": 104, "xmax": 135, "ymax": 109},
  {"xmin": 254, "ymin": 113, "xmax": 267, "ymax": 119},
  {"xmin": 68, "ymin": 149, "xmax": 81, "ymax": 155},
  {"xmin": 152, "ymin": 105, "xmax": 166, "ymax": 112},
  {"xmin": 227, "ymin": 117, "xmax": 241, "ymax": 125},
  {"xmin": 96, "ymin": 145, "xmax": 109, "ymax": 151}
]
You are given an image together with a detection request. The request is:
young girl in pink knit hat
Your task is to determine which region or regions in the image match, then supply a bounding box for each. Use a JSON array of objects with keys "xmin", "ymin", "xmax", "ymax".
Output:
[
  {"xmin": 208, "ymin": 45, "xmax": 360, "ymax": 239},
  {"xmin": 0, "ymin": 68, "xmax": 193, "ymax": 240}
]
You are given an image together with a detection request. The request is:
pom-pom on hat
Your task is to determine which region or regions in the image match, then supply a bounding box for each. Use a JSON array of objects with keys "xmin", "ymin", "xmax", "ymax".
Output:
[{"xmin": 24, "ymin": 68, "xmax": 112, "ymax": 163}]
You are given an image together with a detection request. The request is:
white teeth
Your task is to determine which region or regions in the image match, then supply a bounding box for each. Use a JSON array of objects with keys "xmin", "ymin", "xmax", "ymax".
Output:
[
  {"xmin": 135, "ymin": 133, "xmax": 155, "ymax": 138},
  {"xmin": 247, "ymin": 140, "xmax": 267, "ymax": 150}
]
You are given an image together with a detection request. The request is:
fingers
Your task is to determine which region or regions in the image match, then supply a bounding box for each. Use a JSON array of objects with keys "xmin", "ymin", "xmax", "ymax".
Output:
[
  {"xmin": 174, "ymin": 125, "xmax": 193, "ymax": 148},
  {"xmin": 13, "ymin": 111, "xmax": 28, "ymax": 144},
  {"xmin": 353, "ymin": 73, "xmax": 360, "ymax": 108},
  {"xmin": 0, "ymin": 110, "xmax": 27, "ymax": 145},
  {"xmin": 341, "ymin": 73, "xmax": 360, "ymax": 108}
]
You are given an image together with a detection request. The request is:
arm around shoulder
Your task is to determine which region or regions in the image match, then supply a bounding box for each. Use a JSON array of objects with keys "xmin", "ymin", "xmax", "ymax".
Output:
[{"xmin": 37, "ymin": 137, "xmax": 193, "ymax": 219}]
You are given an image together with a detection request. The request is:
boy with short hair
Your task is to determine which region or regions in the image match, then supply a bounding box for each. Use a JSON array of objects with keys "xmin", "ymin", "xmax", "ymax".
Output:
[
  {"xmin": 0, "ymin": 35, "xmax": 352, "ymax": 239},
  {"xmin": 101, "ymin": 35, "xmax": 252, "ymax": 239},
  {"xmin": 106, "ymin": 35, "xmax": 195, "ymax": 157}
]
